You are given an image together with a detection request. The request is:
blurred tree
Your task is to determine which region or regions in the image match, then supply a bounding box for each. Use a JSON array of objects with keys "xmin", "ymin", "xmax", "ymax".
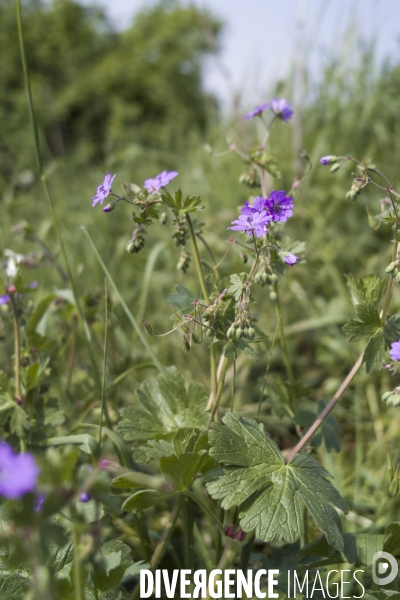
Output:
[{"xmin": 0, "ymin": 0, "xmax": 221, "ymax": 184}]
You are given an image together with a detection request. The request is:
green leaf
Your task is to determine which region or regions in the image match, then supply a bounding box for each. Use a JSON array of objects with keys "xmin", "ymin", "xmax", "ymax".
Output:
[
  {"xmin": 224, "ymin": 339, "xmax": 258, "ymax": 361},
  {"xmin": 92, "ymin": 540, "xmax": 141, "ymax": 593},
  {"xmin": 205, "ymin": 413, "xmax": 347, "ymax": 550},
  {"xmin": 364, "ymin": 329, "xmax": 386, "ymax": 373},
  {"xmin": 77, "ymin": 424, "xmax": 134, "ymax": 469},
  {"xmin": 365, "ymin": 592, "xmax": 400, "ymax": 600},
  {"xmin": 383, "ymin": 315, "xmax": 400, "ymax": 346},
  {"xmin": 27, "ymin": 294, "xmax": 56, "ymax": 334},
  {"xmin": 160, "ymin": 451, "xmax": 209, "ymax": 490},
  {"xmin": 122, "ymin": 489, "xmax": 175, "ymax": 512},
  {"xmin": 299, "ymin": 532, "xmax": 385, "ymax": 566},
  {"xmin": 167, "ymin": 285, "xmax": 197, "ymax": 315},
  {"xmin": 345, "ymin": 274, "xmax": 386, "ymax": 308},
  {"xmin": 342, "ymin": 303, "xmax": 381, "ymax": 341},
  {"xmin": 37, "ymin": 434, "xmax": 100, "ymax": 458},
  {"xmin": 174, "ymin": 427, "xmax": 200, "ymax": 455},
  {"xmin": 384, "ymin": 522, "xmax": 400, "ymax": 555},
  {"xmin": 227, "ymin": 273, "xmax": 247, "ymax": 301},
  {"xmin": 118, "ymin": 368, "xmax": 208, "ymax": 451}
]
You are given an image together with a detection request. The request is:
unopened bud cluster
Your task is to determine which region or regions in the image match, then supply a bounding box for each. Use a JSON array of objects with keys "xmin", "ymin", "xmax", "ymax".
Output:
[
  {"xmin": 177, "ymin": 250, "xmax": 191, "ymax": 273},
  {"xmin": 346, "ymin": 177, "xmax": 367, "ymax": 202},
  {"xmin": 172, "ymin": 217, "xmax": 188, "ymax": 247},
  {"xmin": 227, "ymin": 324, "xmax": 256, "ymax": 340},
  {"xmin": 126, "ymin": 226, "xmax": 146, "ymax": 254},
  {"xmin": 385, "ymin": 260, "xmax": 400, "ymax": 284}
]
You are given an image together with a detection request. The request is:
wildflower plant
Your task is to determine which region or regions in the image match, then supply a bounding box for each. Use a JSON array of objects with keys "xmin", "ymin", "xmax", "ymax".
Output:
[{"xmin": 3, "ymin": 5, "xmax": 400, "ymax": 597}]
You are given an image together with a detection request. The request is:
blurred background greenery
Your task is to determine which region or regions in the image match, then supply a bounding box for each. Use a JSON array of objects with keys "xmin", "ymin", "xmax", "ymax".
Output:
[{"xmin": 2, "ymin": 0, "xmax": 400, "ymax": 534}]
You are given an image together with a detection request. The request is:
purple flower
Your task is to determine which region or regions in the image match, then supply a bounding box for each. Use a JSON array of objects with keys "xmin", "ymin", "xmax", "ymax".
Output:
[
  {"xmin": 0, "ymin": 294, "xmax": 10, "ymax": 305},
  {"xmin": 264, "ymin": 190, "xmax": 293, "ymax": 223},
  {"xmin": 144, "ymin": 170, "xmax": 178, "ymax": 192},
  {"xmin": 0, "ymin": 441, "xmax": 39, "ymax": 499},
  {"xmin": 80, "ymin": 492, "xmax": 91, "ymax": 503},
  {"xmin": 268, "ymin": 98, "xmax": 293, "ymax": 122},
  {"xmin": 243, "ymin": 103, "xmax": 269, "ymax": 120},
  {"xmin": 389, "ymin": 341, "xmax": 400, "ymax": 361},
  {"xmin": 281, "ymin": 252, "xmax": 299, "ymax": 266},
  {"xmin": 229, "ymin": 197, "xmax": 272, "ymax": 238},
  {"xmin": 92, "ymin": 172, "xmax": 116, "ymax": 207}
]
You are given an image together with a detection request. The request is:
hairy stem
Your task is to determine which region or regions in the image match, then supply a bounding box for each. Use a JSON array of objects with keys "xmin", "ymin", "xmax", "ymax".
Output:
[{"xmin": 207, "ymin": 356, "xmax": 230, "ymax": 428}]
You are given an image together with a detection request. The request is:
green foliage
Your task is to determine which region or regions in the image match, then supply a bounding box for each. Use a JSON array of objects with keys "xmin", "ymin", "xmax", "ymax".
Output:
[
  {"xmin": 118, "ymin": 367, "xmax": 208, "ymax": 461},
  {"xmin": 206, "ymin": 413, "xmax": 347, "ymax": 549}
]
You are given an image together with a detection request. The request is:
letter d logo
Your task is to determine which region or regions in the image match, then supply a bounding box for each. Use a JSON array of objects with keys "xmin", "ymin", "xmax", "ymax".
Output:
[{"xmin": 372, "ymin": 551, "xmax": 398, "ymax": 585}]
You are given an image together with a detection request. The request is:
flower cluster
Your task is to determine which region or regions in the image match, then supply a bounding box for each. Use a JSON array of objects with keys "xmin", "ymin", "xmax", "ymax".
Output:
[
  {"xmin": 243, "ymin": 98, "xmax": 293, "ymax": 122},
  {"xmin": 0, "ymin": 441, "xmax": 39, "ymax": 499},
  {"xmin": 229, "ymin": 191, "xmax": 294, "ymax": 238}
]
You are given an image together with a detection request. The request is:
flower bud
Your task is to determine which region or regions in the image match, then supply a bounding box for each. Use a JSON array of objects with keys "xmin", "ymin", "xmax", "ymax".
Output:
[
  {"xmin": 159, "ymin": 212, "xmax": 168, "ymax": 225},
  {"xmin": 269, "ymin": 291, "xmax": 277, "ymax": 302},
  {"xmin": 227, "ymin": 326, "xmax": 235, "ymax": 339},
  {"xmin": 183, "ymin": 335, "xmax": 191, "ymax": 352},
  {"xmin": 235, "ymin": 327, "xmax": 243, "ymax": 340},
  {"xmin": 329, "ymin": 163, "xmax": 341, "ymax": 174},
  {"xmin": 261, "ymin": 273, "xmax": 269, "ymax": 284},
  {"xmin": 242, "ymin": 254, "xmax": 248, "ymax": 264},
  {"xmin": 320, "ymin": 155, "xmax": 338, "ymax": 166},
  {"xmin": 248, "ymin": 327, "xmax": 256, "ymax": 339},
  {"xmin": 142, "ymin": 320, "xmax": 154, "ymax": 336},
  {"xmin": 243, "ymin": 327, "xmax": 249, "ymax": 338},
  {"xmin": 206, "ymin": 328, "xmax": 214, "ymax": 337},
  {"xmin": 126, "ymin": 240, "xmax": 136, "ymax": 254},
  {"xmin": 346, "ymin": 190, "xmax": 358, "ymax": 202},
  {"xmin": 395, "ymin": 272, "xmax": 400, "ymax": 285},
  {"xmin": 386, "ymin": 262, "xmax": 397, "ymax": 274},
  {"xmin": 269, "ymin": 273, "xmax": 278, "ymax": 284},
  {"xmin": 254, "ymin": 273, "xmax": 262, "ymax": 285},
  {"xmin": 103, "ymin": 200, "xmax": 117, "ymax": 213}
]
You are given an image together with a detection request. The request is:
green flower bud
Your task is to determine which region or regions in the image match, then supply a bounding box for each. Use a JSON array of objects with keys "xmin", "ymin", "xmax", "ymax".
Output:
[
  {"xmin": 269, "ymin": 291, "xmax": 277, "ymax": 302},
  {"xmin": 227, "ymin": 326, "xmax": 235, "ymax": 339},
  {"xmin": 261, "ymin": 273, "xmax": 269, "ymax": 284},
  {"xmin": 126, "ymin": 240, "xmax": 136, "ymax": 254},
  {"xmin": 247, "ymin": 327, "xmax": 256, "ymax": 339},
  {"xmin": 235, "ymin": 327, "xmax": 243, "ymax": 340},
  {"xmin": 192, "ymin": 333, "xmax": 201, "ymax": 344},
  {"xmin": 395, "ymin": 271, "xmax": 400, "ymax": 285},
  {"xmin": 346, "ymin": 190, "xmax": 358, "ymax": 202},
  {"xmin": 329, "ymin": 162, "xmax": 341, "ymax": 174},
  {"xmin": 269, "ymin": 273, "xmax": 278, "ymax": 283},
  {"xmin": 206, "ymin": 328, "xmax": 214, "ymax": 337},
  {"xmin": 159, "ymin": 212, "xmax": 168, "ymax": 225},
  {"xmin": 183, "ymin": 335, "xmax": 191, "ymax": 352},
  {"xmin": 242, "ymin": 254, "xmax": 248, "ymax": 264},
  {"xmin": 254, "ymin": 273, "xmax": 262, "ymax": 285},
  {"xmin": 386, "ymin": 262, "xmax": 397, "ymax": 274},
  {"xmin": 243, "ymin": 327, "xmax": 249, "ymax": 338}
]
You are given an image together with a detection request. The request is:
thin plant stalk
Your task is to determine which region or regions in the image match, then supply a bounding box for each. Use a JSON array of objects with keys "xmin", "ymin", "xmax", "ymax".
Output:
[
  {"xmin": 99, "ymin": 279, "xmax": 112, "ymax": 442},
  {"xmin": 287, "ymin": 235, "xmax": 399, "ymax": 460},
  {"xmin": 274, "ymin": 283, "xmax": 296, "ymax": 407},
  {"xmin": 16, "ymin": 0, "xmax": 102, "ymax": 394},
  {"xmin": 129, "ymin": 494, "xmax": 185, "ymax": 600},
  {"xmin": 207, "ymin": 356, "xmax": 230, "ymax": 428},
  {"xmin": 186, "ymin": 213, "xmax": 218, "ymax": 403},
  {"xmin": 81, "ymin": 226, "xmax": 164, "ymax": 373},
  {"xmin": 10, "ymin": 294, "xmax": 22, "ymax": 403}
]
